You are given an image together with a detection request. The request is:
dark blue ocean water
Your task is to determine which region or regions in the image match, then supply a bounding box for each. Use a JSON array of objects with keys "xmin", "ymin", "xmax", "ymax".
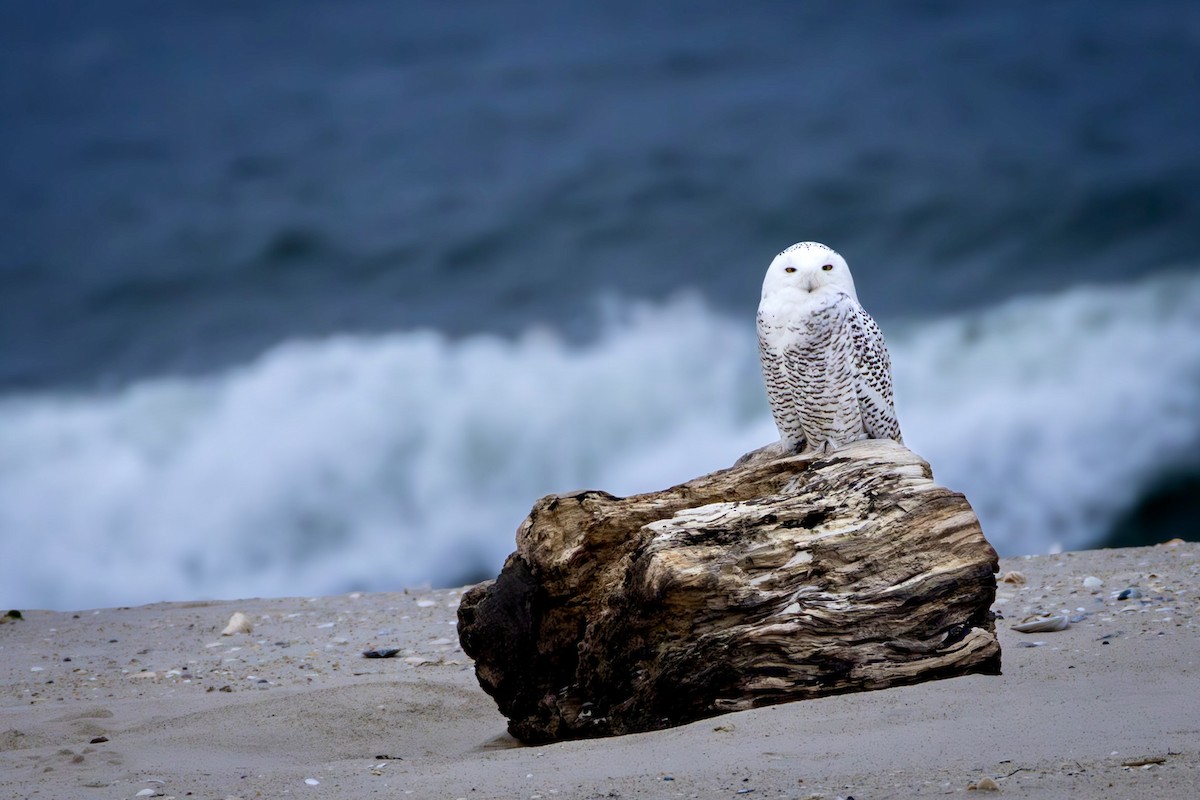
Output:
[
  {"xmin": 4, "ymin": 0, "xmax": 1198, "ymax": 389},
  {"xmin": 2, "ymin": 1, "xmax": 1199, "ymax": 609}
]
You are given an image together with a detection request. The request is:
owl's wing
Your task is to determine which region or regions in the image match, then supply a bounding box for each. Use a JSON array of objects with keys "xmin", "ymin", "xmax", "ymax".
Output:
[{"xmin": 846, "ymin": 303, "xmax": 902, "ymax": 442}]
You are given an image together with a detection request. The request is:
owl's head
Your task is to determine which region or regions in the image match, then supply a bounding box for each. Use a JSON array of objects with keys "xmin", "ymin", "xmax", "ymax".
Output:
[{"xmin": 761, "ymin": 241, "xmax": 857, "ymax": 301}]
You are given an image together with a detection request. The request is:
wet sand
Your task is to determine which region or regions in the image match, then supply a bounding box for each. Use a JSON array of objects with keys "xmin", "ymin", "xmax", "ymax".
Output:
[{"xmin": 2, "ymin": 543, "xmax": 1197, "ymax": 799}]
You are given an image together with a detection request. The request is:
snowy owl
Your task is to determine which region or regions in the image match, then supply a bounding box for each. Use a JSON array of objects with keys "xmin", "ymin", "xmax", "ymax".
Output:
[{"xmin": 757, "ymin": 241, "xmax": 902, "ymax": 454}]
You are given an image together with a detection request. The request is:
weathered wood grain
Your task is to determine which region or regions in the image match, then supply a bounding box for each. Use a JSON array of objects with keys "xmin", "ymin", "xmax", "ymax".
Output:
[{"xmin": 458, "ymin": 439, "xmax": 1000, "ymax": 743}]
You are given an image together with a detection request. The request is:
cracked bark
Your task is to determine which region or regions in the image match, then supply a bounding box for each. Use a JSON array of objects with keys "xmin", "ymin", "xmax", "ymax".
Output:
[{"xmin": 458, "ymin": 438, "xmax": 1000, "ymax": 743}]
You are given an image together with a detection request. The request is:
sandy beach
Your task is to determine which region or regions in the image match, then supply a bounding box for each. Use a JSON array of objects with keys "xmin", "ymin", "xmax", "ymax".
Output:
[{"xmin": 2, "ymin": 543, "xmax": 1197, "ymax": 799}]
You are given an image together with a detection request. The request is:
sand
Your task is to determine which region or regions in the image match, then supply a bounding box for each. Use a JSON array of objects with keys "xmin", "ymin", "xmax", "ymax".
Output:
[{"xmin": 2, "ymin": 543, "xmax": 1198, "ymax": 800}]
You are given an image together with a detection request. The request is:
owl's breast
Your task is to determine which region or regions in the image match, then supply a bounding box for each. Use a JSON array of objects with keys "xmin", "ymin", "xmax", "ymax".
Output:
[{"xmin": 757, "ymin": 291, "xmax": 843, "ymax": 353}]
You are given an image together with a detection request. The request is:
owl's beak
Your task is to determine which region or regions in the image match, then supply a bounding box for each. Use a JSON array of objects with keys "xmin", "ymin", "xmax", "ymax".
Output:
[{"xmin": 804, "ymin": 277, "xmax": 817, "ymax": 293}]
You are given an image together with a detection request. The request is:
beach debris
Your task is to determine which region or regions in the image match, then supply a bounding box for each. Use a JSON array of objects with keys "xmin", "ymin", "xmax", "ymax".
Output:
[
  {"xmin": 362, "ymin": 648, "xmax": 401, "ymax": 658},
  {"xmin": 221, "ymin": 612, "xmax": 253, "ymax": 636},
  {"xmin": 998, "ymin": 571, "xmax": 1026, "ymax": 585},
  {"xmin": 1082, "ymin": 576, "xmax": 1103, "ymax": 590},
  {"xmin": 304, "ymin": 777, "xmax": 320, "ymax": 786},
  {"xmin": 128, "ymin": 671, "xmax": 158, "ymax": 680},
  {"xmin": 1011, "ymin": 615, "xmax": 1069, "ymax": 633},
  {"xmin": 458, "ymin": 439, "xmax": 1000, "ymax": 742},
  {"xmin": 89, "ymin": 736, "xmax": 109, "ymax": 744},
  {"xmin": 1117, "ymin": 587, "xmax": 1142, "ymax": 600},
  {"xmin": 967, "ymin": 776, "xmax": 1000, "ymax": 791},
  {"xmin": 134, "ymin": 790, "xmax": 159, "ymax": 797},
  {"xmin": 1120, "ymin": 755, "xmax": 1167, "ymax": 767},
  {"xmin": 2, "ymin": 609, "xmax": 22, "ymax": 623}
]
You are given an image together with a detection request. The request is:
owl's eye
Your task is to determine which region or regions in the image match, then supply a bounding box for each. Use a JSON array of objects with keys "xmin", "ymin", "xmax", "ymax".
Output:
[
  {"xmin": 821, "ymin": 264, "xmax": 834, "ymax": 271},
  {"xmin": 784, "ymin": 266, "xmax": 796, "ymax": 273}
]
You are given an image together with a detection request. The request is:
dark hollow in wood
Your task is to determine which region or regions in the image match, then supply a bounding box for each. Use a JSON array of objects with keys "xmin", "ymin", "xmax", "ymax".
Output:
[{"xmin": 458, "ymin": 439, "xmax": 1000, "ymax": 743}]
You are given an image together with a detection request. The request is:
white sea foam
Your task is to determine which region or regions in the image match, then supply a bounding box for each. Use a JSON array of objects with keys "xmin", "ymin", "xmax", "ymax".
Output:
[{"xmin": 2, "ymin": 273, "xmax": 1198, "ymax": 610}]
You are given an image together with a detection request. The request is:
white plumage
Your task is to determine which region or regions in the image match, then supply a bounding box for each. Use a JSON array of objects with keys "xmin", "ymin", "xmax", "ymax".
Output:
[{"xmin": 757, "ymin": 241, "xmax": 902, "ymax": 454}]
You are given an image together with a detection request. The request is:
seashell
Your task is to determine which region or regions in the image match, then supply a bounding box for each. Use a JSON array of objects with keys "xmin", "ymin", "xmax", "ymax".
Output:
[
  {"xmin": 998, "ymin": 571, "xmax": 1026, "ymax": 585},
  {"xmin": 1011, "ymin": 615, "xmax": 1069, "ymax": 633},
  {"xmin": 968, "ymin": 776, "xmax": 1000, "ymax": 791},
  {"xmin": 221, "ymin": 612, "xmax": 252, "ymax": 636},
  {"xmin": 1117, "ymin": 587, "xmax": 1142, "ymax": 600},
  {"xmin": 1082, "ymin": 575, "xmax": 1103, "ymax": 590}
]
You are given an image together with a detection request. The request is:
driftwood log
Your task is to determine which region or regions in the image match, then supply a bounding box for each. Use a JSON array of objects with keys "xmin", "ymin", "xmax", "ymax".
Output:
[{"xmin": 457, "ymin": 439, "xmax": 1000, "ymax": 743}]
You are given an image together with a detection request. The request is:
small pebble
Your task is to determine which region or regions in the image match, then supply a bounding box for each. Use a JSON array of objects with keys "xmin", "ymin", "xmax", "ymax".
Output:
[
  {"xmin": 135, "ymin": 790, "xmax": 158, "ymax": 798},
  {"xmin": 1011, "ymin": 615, "xmax": 1068, "ymax": 633},
  {"xmin": 1118, "ymin": 587, "xmax": 1142, "ymax": 600},
  {"xmin": 968, "ymin": 776, "xmax": 1000, "ymax": 791},
  {"xmin": 1082, "ymin": 576, "xmax": 1103, "ymax": 590},
  {"xmin": 362, "ymin": 648, "xmax": 401, "ymax": 659},
  {"xmin": 221, "ymin": 612, "xmax": 253, "ymax": 636},
  {"xmin": 304, "ymin": 778, "xmax": 320, "ymax": 786}
]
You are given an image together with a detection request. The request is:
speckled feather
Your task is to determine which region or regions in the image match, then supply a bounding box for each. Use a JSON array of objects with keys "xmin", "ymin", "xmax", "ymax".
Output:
[{"xmin": 757, "ymin": 242, "xmax": 902, "ymax": 453}]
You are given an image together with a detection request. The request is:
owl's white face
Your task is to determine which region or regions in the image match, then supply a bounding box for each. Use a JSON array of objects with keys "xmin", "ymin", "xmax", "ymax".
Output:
[{"xmin": 761, "ymin": 242, "xmax": 858, "ymax": 302}]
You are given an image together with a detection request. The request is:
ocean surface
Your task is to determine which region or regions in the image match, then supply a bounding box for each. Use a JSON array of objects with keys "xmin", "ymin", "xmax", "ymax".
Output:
[{"xmin": 2, "ymin": 1, "xmax": 1199, "ymax": 610}]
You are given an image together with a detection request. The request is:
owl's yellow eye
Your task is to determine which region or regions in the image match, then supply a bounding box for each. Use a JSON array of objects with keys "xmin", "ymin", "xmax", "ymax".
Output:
[
  {"xmin": 784, "ymin": 266, "xmax": 796, "ymax": 273},
  {"xmin": 821, "ymin": 264, "xmax": 833, "ymax": 271}
]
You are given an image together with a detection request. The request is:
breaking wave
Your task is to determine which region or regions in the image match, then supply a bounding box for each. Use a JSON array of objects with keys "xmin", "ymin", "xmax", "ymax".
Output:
[{"xmin": 2, "ymin": 271, "xmax": 1198, "ymax": 609}]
